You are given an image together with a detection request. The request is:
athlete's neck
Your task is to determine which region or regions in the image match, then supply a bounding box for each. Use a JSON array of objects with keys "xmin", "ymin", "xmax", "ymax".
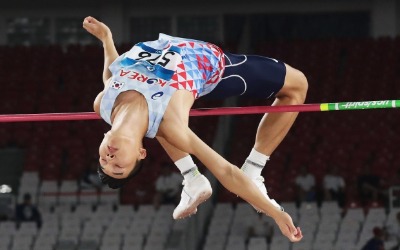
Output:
[{"xmin": 111, "ymin": 93, "xmax": 149, "ymax": 139}]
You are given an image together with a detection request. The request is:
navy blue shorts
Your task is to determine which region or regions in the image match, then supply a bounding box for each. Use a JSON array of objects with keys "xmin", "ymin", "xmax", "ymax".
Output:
[{"xmin": 205, "ymin": 52, "xmax": 286, "ymax": 99}]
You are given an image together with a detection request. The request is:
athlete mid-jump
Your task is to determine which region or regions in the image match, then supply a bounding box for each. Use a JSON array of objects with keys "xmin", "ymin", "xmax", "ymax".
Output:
[{"xmin": 84, "ymin": 16, "xmax": 306, "ymax": 242}]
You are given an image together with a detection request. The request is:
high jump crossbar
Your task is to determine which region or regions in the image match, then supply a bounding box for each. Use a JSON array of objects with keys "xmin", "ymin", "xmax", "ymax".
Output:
[{"xmin": 0, "ymin": 99, "xmax": 398, "ymax": 123}]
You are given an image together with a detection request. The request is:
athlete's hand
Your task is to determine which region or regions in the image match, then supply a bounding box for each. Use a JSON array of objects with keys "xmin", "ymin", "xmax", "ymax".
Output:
[
  {"xmin": 82, "ymin": 16, "xmax": 112, "ymax": 43},
  {"xmin": 272, "ymin": 211, "xmax": 303, "ymax": 242}
]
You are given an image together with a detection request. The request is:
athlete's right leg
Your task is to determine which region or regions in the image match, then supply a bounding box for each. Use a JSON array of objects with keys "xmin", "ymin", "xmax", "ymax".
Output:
[
  {"xmin": 243, "ymin": 64, "xmax": 307, "ymax": 212},
  {"xmin": 252, "ymin": 64, "xmax": 308, "ymax": 156},
  {"xmin": 207, "ymin": 52, "xmax": 306, "ymax": 212},
  {"xmin": 156, "ymin": 137, "xmax": 212, "ymax": 219}
]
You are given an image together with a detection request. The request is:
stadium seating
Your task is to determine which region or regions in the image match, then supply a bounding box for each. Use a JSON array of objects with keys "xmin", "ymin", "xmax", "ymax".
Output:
[
  {"xmin": 201, "ymin": 201, "xmax": 393, "ymax": 250},
  {"xmin": 1, "ymin": 37, "xmax": 400, "ymax": 250}
]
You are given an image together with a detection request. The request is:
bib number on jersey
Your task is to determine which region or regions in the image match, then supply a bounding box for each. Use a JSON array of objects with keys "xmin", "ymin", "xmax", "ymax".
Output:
[
  {"xmin": 126, "ymin": 44, "xmax": 182, "ymax": 73},
  {"xmin": 135, "ymin": 51, "xmax": 177, "ymax": 68}
]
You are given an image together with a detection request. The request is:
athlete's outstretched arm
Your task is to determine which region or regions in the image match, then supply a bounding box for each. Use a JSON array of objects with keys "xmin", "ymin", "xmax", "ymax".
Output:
[
  {"xmin": 83, "ymin": 16, "xmax": 119, "ymax": 84},
  {"xmin": 158, "ymin": 124, "xmax": 303, "ymax": 242}
]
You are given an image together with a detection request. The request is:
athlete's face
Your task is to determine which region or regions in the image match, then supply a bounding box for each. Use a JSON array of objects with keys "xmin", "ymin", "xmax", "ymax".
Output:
[{"xmin": 98, "ymin": 131, "xmax": 146, "ymax": 179}]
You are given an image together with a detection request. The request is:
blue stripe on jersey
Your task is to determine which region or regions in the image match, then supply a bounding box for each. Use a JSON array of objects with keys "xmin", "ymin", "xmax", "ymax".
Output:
[
  {"xmin": 136, "ymin": 42, "xmax": 160, "ymax": 53},
  {"xmin": 120, "ymin": 57, "xmax": 175, "ymax": 80},
  {"xmin": 168, "ymin": 46, "xmax": 181, "ymax": 54},
  {"xmin": 153, "ymin": 64, "xmax": 174, "ymax": 80}
]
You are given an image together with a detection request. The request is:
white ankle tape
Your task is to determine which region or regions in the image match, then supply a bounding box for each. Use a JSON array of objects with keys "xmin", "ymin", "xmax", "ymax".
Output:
[
  {"xmin": 248, "ymin": 148, "xmax": 269, "ymax": 166},
  {"xmin": 175, "ymin": 155, "xmax": 196, "ymax": 174}
]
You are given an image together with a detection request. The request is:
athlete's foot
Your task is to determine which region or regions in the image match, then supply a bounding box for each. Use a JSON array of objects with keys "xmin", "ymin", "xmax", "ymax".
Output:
[
  {"xmin": 250, "ymin": 175, "xmax": 284, "ymax": 213},
  {"xmin": 173, "ymin": 174, "xmax": 212, "ymax": 220},
  {"xmin": 242, "ymin": 160, "xmax": 284, "ymax": 213}
]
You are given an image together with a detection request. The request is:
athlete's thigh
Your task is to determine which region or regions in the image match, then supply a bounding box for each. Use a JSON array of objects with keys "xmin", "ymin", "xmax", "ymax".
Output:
[{"xmin": 205, "ymin": 52, "xmax": 286, "ymax": 99}]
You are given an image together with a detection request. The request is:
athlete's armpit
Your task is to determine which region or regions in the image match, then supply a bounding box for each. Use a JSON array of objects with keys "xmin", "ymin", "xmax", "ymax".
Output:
[{"xmin": 93, "ymin": 91, "xmax": 104, "ymax": 115}]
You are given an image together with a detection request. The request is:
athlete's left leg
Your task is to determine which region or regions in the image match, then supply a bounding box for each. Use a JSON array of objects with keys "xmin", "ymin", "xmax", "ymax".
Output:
[{"xmin": 156, "ymin": 137, "xmax": 212, "ymax": 219}]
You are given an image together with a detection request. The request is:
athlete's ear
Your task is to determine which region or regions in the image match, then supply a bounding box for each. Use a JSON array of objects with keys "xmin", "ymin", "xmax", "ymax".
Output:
[{"xmin": 139, "ymin": 148, "xmax": 147, "ymax": 160}]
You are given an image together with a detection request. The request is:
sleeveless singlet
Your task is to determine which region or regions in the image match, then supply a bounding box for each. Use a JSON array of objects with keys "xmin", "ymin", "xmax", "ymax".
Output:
[{"xmin": 100, "ymin": 34, "xmax": 225, "ymax": 138}]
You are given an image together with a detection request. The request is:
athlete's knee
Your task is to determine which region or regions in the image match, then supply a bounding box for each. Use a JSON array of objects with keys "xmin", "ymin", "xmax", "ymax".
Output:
[
  {"xmin": 294, "ymin": 70, "xmax": 308, "ymax": 103},
  {"xmin": 278, "ymin": 65, "xmax": 308, "ymax": 104}
]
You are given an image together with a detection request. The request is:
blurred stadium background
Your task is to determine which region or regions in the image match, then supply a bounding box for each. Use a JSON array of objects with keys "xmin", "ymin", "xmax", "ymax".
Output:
[{"xmin": 0, "ymin": 0, "xmax": 399, "ymax": 250}]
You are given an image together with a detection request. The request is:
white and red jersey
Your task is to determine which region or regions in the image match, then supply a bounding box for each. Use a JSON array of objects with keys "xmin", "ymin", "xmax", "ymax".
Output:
[{"xmin": 100, "ymin": 34, "xmax": 225, "ymax": 138}]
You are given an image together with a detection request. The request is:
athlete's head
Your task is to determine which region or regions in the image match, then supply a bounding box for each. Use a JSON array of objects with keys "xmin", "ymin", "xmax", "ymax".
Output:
[{"xmin": 98, "ymin": 131, "xmax": 146, "ymax": 188}]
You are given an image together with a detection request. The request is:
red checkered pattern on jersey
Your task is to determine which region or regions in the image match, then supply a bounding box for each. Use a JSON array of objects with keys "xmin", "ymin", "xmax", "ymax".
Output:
[{"xmin": 168, "ymin": 41, "xmax": 225, "ymax": 98}]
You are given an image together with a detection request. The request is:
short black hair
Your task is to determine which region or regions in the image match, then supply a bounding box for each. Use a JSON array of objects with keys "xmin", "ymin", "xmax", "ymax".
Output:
[{"xmin": 97, "ymin": 160, "xmax": 143, "ymax": 189}]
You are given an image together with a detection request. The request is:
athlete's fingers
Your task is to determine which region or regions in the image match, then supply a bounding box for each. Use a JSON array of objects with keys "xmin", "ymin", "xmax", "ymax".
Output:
[
  {"xmin": 288, "ymin": 226, "xmax": 303, "ymax": 242},
  {"xmin": 83, "ymin": 16, "xmax": 98, "ymax": 30},
  {"xmin": 83, "ymin": 18, "xmax": 91, "ymax": 29},
  {"xmin": 82, "ymin": 22, "xmax": 98, "ymax": 36},
  {"xmin": 83, "ymin": 16, "xmax": 91, "ymax": 25},
  {"xmin": 283, "ymin": 212, "xmax": 298, "ymax": 236},
  {"xmin": 86, "ymin": 16, "xmax": 99, "ymax": 24},
  {"xmin": 296, "ymin": 227, "xmax": 303, "ymax": 237},
  {"xmin": 289, "ymin": 221, "xmax": 298, "ymax": 235}
]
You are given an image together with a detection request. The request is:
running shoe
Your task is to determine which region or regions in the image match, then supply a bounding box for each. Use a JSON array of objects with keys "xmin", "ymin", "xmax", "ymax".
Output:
[
  {"xmin": 173, "ymin": 174, "xmax": 212, "ymax": 219},
  {"xmin": 250, "ymin": 175, "xmax": 284, "ymax": 213}
]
